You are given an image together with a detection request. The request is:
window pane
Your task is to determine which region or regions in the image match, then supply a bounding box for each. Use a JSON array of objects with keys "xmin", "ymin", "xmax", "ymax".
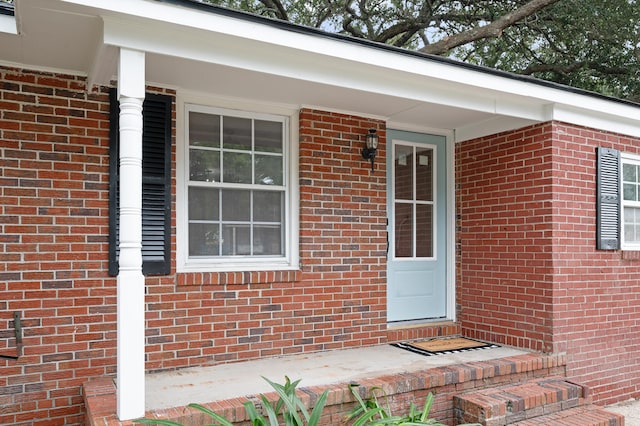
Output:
[
  {"xmin": 623, "ymin": 163, "xmax": 640, "ymax": 202},
  {"xmin": 415, "ymin": 147, "xmax": 433, "ymax": 202},
  {"xmin": 189, "ymin": 112, "xmax": 220, "ymax": 148},
  {"xmin": 255, "ymin": 120, "xmax": 283, "ymax": 153},
  {"xmin": 624, "ymin": 183, "xmax": 637, "ymax": 201},
  {"xmin": 189, "ymin": 187, "xmax": 219, "ymax": 220},
  {"xmin": 395, "ymin": 203, "xmax": 413, "ymax": 257},
  {"xmin": 255, "ymin": 155, "xmax": 283, "ymax": 186},
  {"xmin": 190, "ymin": 149, "xmax": 220, "ymax": 182},
  {"xmin": 625, "ymin": 206, "xmax": 640, "ymax": 243},
  {"xmin": 223, "ymin": 152, "xmax": 252, "ymax": 183},
  {"xmin": 222, "ymin": 224, "xmax": 250, "ymax": 255},
  {"xmin": 222, "ymin": 189, "xmax": 250, "ymax": 221},
  {"xmin": 223, "ymin": 116, "xmax": 251, "ymax": 150},
  {"xmin": 189, "ymin": 223, "xmax": 221, "ymax": 256},
  {"xmin": 254, "ymin": 191, "xmax": 283, "ymax": 222},
  {"xmin": 254, "ymin": 225, "xmax": 282, "ymax": 255},
  {"xmin": 623, "ymin": 163, "xmax": 637, "ymax": 182},
  {"xmin": 416, "ymin": 204, "xmax": 433, "ymax": 257},
  {"xmin": 395, "ymin": 145, "xmax": 413, "ymax": 200}
]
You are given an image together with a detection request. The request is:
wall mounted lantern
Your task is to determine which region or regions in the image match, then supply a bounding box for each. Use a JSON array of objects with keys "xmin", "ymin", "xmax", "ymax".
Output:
[{"xmin": 361, "ymin": 128, "xmax": 379, "ymax": 172}]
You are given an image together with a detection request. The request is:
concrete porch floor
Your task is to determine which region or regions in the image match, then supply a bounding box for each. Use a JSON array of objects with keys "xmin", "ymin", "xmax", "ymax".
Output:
[{"xmin": 145, "ymin": 343, "xmax": 529, "ymax": 411}]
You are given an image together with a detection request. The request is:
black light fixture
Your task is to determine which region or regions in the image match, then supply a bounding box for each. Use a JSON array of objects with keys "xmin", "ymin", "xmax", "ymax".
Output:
[{"xmin": 361, "ymin": 128, "xmax": 379, "ymax": 172}]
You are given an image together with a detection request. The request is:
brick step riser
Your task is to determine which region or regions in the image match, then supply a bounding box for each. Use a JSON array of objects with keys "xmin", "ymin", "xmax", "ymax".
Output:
[
  {"xmin": 509, "ymin": 405, "xmax": 624, "ymax": 426},
  {"xmin": 454, "ymin": 378, "xmax": 624, "ymax": 426},
  {"xmin": 454, "ymin": 378, "xmax": 588, "ymax": 424}
]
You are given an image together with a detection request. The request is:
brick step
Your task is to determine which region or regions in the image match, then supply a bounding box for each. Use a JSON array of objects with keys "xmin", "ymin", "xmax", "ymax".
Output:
[
  {"xmin": 454, "ymin": 377, "xmax": 591, "ymax": 425},
  {"xmin": 509, "ymin": 404, "xmax": 624, "ymax": 425}
]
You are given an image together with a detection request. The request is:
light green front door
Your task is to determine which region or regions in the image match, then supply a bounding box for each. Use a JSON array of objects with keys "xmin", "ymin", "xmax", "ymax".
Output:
[{"xmin": 387, "ymin": 129, "xmax": 448, "ymax": 322}]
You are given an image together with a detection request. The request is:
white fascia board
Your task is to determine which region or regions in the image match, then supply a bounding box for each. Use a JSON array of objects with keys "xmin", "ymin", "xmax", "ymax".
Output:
[{"xmin": 551, "ymin": 104, "xmax": 640, "ymax": 138}]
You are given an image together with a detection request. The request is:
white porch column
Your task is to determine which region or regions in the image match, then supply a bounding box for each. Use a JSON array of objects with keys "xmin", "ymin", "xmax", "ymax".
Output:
[{"xmin": 116, "ymin": 48, "xmax": 146, "ymax": 421}]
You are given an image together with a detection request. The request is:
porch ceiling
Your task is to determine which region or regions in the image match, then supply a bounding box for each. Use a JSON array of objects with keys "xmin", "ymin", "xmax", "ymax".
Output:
[
  {"xmin": 144, "ymin": 53, "xmax": 497, "ymax": 130},
  {"xmin": 3, "ymin": 0, "xmax": 640, "ymax": 140}
]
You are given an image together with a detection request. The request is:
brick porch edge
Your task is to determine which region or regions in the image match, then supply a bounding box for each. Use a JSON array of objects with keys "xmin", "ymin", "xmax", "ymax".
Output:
[{"xmin": 83, "ymin": 352, "xmax": 566, "ymax": 426}]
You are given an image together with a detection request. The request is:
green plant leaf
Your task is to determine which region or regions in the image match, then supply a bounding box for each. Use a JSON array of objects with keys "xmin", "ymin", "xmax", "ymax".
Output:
[
  {"xmin": 187, "ymin": 403, "xmax": 235, "ymax": 426},
  {"xmin": 262, "ymin": 376, "xmax": 305, "ymax": 425},
  {"xmin": 259, "ymin": 393, "xmax": 282, "ymax": 426},
  {"xmin": 420, "ymin": 393, "xmax": 434, "ymax": 422},
  {"xmin": 243, "ymin": 400, "xmax": 267, "ymax": 426},
  {"xmin": 348, "ymin": 383, "xmax": 368, "ymax": 410},
  {"xmin": 307, "ymin": 389, "xmax": 329, "ymax": 426},
  {"xmin": 345, "ymin": 384, "xmax": 369, "ymax": 423},
  {"xmin": 133, "ymin": 419, "xmax": 185, "ymax": 426},
  {"xmin": 352, "ymin": 406, "xmax": 390, "ymax": 426}
]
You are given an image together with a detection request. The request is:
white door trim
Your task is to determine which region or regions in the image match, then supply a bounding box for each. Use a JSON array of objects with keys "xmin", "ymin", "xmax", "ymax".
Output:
[{"xmin": 386, "ymin": 126, "xmax": 456, "ymax": 324}]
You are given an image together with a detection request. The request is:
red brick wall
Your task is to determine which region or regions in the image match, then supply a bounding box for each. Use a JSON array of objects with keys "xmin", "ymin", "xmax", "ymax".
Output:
[
  {"xmin": 0, "ymin": 68, "xmax": 389, "ymax": 425},
  {"xmin": 549, "ymin": 122, "xmax": 640, "ymax": 405},
  {"xmin": 0, "ymin": 68, "xmax": 113, "ymax": 426},
  {"xmin": 297, "ymin": 109, "xmax": 388, "ymax": 349},
  {"xmin": 456, "ymin": 123, "xmax": 555, "ymax": 353},
  {"xmin": 456, "ymin": 122, "xmax": 640, "ymax": 404}
]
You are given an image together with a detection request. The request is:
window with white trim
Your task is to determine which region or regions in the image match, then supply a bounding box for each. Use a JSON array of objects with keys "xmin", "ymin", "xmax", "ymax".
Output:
[
  {"xmin": 622, "ymin": 153, "xmax": 640, "ymax": 250},
  {"xmin": 179, "ymin": 103, "xmax": 298, "ymax": 272}
]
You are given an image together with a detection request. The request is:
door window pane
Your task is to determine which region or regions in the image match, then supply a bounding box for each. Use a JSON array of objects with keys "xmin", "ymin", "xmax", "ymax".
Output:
[
  {"xmin": 395, "ymin": 145, "xmax": 413, "ymax": 200},
  {"xmin": 415, "ymin": 147, "xmax": 433, "ymax": 202},
  {"xmin": 395, "ymin": 203, "xmax": 413, "ymax": 257},
  {"xmin": 416, "ymin": 204, "xmax": 433, "ymax": 257}
]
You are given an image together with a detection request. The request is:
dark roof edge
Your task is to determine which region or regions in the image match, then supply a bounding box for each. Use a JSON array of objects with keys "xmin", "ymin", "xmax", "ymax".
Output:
[{"xmin": 155, "ymin": 0, "xmax": 639, "ymax": 110}]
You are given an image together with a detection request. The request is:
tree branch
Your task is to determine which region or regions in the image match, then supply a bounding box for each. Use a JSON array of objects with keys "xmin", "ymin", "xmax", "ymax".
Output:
[
  {"xmin": 258, "ymin": 0, "xmax": 288, "ymax": 21},
  {"xmin": 419, "ymin": 0, "xmax": 561, "ymax": 55},
  {"xmin": 523, "ymin": 61, "xmax": 629, "ymax": 77}
]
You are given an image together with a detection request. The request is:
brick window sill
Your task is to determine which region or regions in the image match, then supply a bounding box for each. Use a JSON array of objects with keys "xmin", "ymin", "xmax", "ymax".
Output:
[
  {"xmin": 622, "ymin": 250, "xmax": 640, "ymax": 261},
  {"xmin": 177, "ymin": 269, "xmax": 302, "ymax": 286}
]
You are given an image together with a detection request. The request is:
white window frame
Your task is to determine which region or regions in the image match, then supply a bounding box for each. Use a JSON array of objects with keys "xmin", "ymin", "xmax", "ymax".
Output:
[
  {"xmin": 390, "ymin": 140, "xmax": 437, "ymax": 261},
  {"xmin": 176, "ymin": 95, "xmax": 299, "ymax": 272},
  {"xmin": 621, "ymin": 152, "xmax": 640, "ymax": 250}
]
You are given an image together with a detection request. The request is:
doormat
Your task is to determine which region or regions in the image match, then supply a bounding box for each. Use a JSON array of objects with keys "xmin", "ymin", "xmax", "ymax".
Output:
[{"xmin": 391, "ymin": 337, "xmax": 498, "ymax": 356}]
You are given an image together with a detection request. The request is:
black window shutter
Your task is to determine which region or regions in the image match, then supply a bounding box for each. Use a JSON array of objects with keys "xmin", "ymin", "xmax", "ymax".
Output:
[
  {"xmin": 109, "ymin": 89, "xmax": 172, "ymax": 275},
  {"xmin": 596, "ymin": 147, "xmax": 620, "ymax": 250}
]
